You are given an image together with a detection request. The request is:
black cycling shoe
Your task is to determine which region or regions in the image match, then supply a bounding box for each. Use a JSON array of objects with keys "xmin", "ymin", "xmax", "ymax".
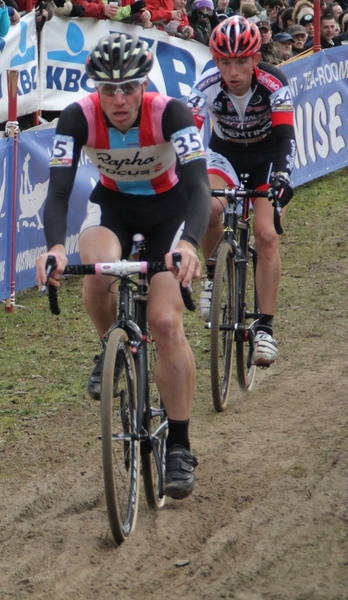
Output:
[
  {"xmin": 87, "ymin": 349, "xmax": 104, "ymax": 401},
  {"xmin": 87, "ymin": 341, "xmax": 123, "ymax": 401},
  {"xmin": 163, "ymin": 444, "xmax": 198, "ymax": 500}
]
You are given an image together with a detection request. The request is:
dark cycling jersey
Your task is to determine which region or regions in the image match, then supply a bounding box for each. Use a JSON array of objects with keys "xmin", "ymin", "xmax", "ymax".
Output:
[
  {"xmin": 43, "ymin": 92, "xmax": 211, "ymax": 251},
  {"xmin": 187, "ymin": 61, "xmax": 296, "ymax": 177}
]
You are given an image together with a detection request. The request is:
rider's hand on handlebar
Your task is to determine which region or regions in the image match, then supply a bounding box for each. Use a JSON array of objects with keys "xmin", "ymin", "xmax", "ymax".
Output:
[
  {"xmin": 166, "ymin": 241, "xmax": 201, "ymax": 289},
  {"xmin": 268, "ymin": 174, "xmax": 294, "ymax": 208},
  {"xmin": 35, "ymin": 245, "xmax": 68, "ymax": 293}
]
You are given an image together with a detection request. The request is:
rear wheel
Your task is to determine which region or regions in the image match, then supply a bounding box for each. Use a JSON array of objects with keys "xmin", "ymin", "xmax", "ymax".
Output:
[
  {"xmin": 210, "ymin": 241, "xmax": 236, "ymax": 412},
  {"xmin": 235, "ymin": 232, "xmax": 259, "ymax": 391},
  {"xmin": 100, "ymin": 328, "xmax": 140, "ymax": 544}
]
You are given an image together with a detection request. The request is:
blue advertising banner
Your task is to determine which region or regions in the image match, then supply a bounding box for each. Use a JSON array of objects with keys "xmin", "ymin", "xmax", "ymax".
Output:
[
  {"xmin": 14, "ymin": 124, "xmax": 98, "ymax": 293},
  {"xmin": 281, "ymin": 47, "xmax": 348, "ymax": 187}
]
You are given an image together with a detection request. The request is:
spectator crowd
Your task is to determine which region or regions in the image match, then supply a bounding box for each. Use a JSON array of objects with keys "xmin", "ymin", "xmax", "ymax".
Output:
[{"xmin": 2, "ymin": 0, "xmax": 348, "ymax": 55}]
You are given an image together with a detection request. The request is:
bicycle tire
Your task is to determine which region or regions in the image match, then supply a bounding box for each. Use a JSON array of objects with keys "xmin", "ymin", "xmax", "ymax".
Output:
[
  {"xmin": 210, "ymin": 241, "xmax": 236, "ymax": 412},
  {"xmin": 235, "ymin": 232, "xmax": 258, "ymax": 392},
  {"xmin": 141, "ymin": 332, "xmax": 167, "ymax": 509},
  {"xmin": 100, "ymin": 327, "xmax": 140, "ymax": 544}
]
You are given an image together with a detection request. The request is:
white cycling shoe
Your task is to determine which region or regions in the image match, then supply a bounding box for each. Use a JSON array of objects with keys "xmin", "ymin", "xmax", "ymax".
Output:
[{"xmin": 252, "ymin": 331, "xmax": 278, "ymax": 365}]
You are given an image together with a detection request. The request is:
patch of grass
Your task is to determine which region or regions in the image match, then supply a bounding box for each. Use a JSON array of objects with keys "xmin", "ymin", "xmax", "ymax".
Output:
[{"xmin": 0, "ymin": 168, "xmax": 347, "ymax": 437}]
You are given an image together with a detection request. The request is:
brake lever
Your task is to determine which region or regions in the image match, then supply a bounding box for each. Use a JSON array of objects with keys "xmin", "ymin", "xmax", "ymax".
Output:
[
  {"xmin": 172, "ymin": 252, "xmax": 193, "ymax": 294},
  {"xmin": 39, "ymin": 254, "xmax": 57, "ymax": 297},
  {"xmin": 39, "ymin": 254, "xmax": 61, "ymax": 315},
  {"xmin": 272, "ymin": 198, "xmax": 283, "ymax": 235},
  {"xmin": 172, "ymin": 251, "xmax": 196, "ymax": 312}
]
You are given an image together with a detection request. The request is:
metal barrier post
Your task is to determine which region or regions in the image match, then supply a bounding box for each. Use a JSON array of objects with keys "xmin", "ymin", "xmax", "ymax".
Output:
[{"xmin": 5, "ymin": 70, "xmax": 20, "ymax": 313}]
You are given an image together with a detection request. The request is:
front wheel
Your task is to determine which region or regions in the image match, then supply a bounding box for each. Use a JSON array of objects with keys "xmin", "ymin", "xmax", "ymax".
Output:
[
  {"xmin": 141, "ymin": 332, "xmax": 167, "ymax": 509},
  {"xmin": 100, "ymin": 328, "xmax": 140, "ymax": 545},
  {"xmin": 235, "ymin": 238, "xmax": 258, "ymax": 392},
  {"xmin": 210, "ymin": 241, "xmax": 236, "ymax": 412}
]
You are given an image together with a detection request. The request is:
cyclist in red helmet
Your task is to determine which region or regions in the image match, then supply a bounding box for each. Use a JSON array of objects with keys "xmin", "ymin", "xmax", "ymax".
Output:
[
  {"xmin": 36, "ymin": 32, "xmax": 211, "ymax": 500},
  {"xmin": 188, "ymin": 15, "xmax": 296, "ymax": 366}
]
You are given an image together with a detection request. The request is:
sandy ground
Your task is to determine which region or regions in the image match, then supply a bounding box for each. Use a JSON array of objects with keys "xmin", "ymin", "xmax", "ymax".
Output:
[{"xmin": 1, "ymin": 313, "xmax": 348, "ymax": 600}]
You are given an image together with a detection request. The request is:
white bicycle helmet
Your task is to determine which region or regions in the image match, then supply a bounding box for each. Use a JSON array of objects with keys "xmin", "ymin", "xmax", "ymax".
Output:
[{"xmin": 86, "ymin": 33, "xmax": 154, "ymax": 82}]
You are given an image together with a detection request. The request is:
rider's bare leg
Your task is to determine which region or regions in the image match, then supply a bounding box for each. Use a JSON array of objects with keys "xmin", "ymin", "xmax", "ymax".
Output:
[
  {"xmin": 79, "ymin": 226, "xmax": 121, "ymax": 337},
  {"xmin": 252, "ymin": 197, "xmax": 282, "ymax": 317},
  {"xmin": 146, "ymin": 271, "xmax": 195, "ymax": 423},
  {"xmin": 200, "ymin": 173, "xmax": 227, "ymax": 264}
]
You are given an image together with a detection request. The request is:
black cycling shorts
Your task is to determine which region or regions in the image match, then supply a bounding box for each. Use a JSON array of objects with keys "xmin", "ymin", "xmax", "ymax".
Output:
[{"xmin": 86, "ymin": 181, "xmax": 188, "ymax": 261}]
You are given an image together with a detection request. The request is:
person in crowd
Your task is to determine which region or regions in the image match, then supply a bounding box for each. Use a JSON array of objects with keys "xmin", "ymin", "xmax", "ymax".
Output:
[
  {"xmin": 35, "ymin": 0, "xmax": 55, "ymax": 32},
  {"xmin": 216, "ymin": 0, "xmax": 235, "ymax": 17},
  {"xmin": 258, "ymin": 0, "xmax": 284, "ymax": 23},
  {"xmin": 319, "ymin": 12, "xmax": 340, "ymax": 45},
  {"xmin": 189, "ymin": 0, "xmax": 219, "ymax": 44},
  {"xmin": 53, "ymin": 0, "xmax": 152, "ymax": 26},
  {"xmin": 292, "ymin": 0, "xmax": 313, "ymax": 24},
  {"xmin": 325, "ymin": 1, "xmax": 343, "ymax": 20},
  {"xmin": 0, "ymin": 0, "xmax": 11, "ymax": 36},
  {"xmin": 270, "ymin": 6, "xmax": 287, "ymax": 34},
  {"xmin": 299, "ymin": 12, "xmax": 314, "ymax": 46},
  {"xmin": 287, "ymin": 22, "xmax": 308, "ymax": 52},
  {"xmin": 333, "ymin": 7, "xmax": 348, "ymax": 42},
  {"xmin": 239, "ymin": 0, "xmax": 259, "ymax": 21},
  {"xmin": 53, "ymin": 0, "xmax": 117, "ymax": 19},
  {"xmin": 280, "ymin": 6, "xmax": 294, "ymax": 29},
  {"xmin": 187, "ymin": 15, "xmax": 296, "ymax": 366},
  {"xmin": 35, "ymin": 32, "xmax": 211, "ymax": 499},
  {"xmin": 145, "ymin": 0, "xmax": 183, "ymax": 28},
  {"xmin": 273, "ymin": 30, "xmax": 295, "ymax": 58},
  {"xmin": 3, "ymin": 0, "xmax": 20, "ymax": 25},
  {"xmin": 238, "ymin": 0, "xmax": 262, "ymax": 15},
  {"xmin": 164, "ymin": 0, "xmax": 194, "ymax": 37},
  {"xmin": 258, "ymin": 18, "xmax": 283, "ymax": 63}
]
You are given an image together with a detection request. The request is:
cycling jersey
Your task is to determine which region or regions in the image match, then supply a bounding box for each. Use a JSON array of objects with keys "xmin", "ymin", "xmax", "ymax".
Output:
[
  {"xmin": 43, "ymin": 92, "xmax": 210, "ymax": 251},
  {"xmin": 187, "ymin": 61, "xmax": 296, "ymax": 177}
]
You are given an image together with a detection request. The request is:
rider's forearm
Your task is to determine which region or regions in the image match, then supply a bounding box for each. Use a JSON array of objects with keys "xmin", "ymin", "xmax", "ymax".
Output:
[
  {"xmin": 273, "ymin": 126, "xmax": 296, "ymax": 176},
  {"xmin": 43, "ymin": 187, "xmax": 70, "ymax": 250},
  {"xmin": 43, "ymin": 157, "xmax": 79, "ymax": 249},
  {"xmin": 180, "ymin": 159, "xmax": 211, "ymax": 248}
]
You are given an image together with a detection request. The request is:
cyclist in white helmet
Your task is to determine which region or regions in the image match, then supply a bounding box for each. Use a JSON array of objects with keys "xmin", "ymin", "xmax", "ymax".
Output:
[{"xmin": 36, "ymin": 32, "xmax": 211, "ymax": 500}]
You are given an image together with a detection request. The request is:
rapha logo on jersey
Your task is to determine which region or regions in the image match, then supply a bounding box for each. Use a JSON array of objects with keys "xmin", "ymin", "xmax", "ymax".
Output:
[
  {"xmin": 96, "ymin": 151, "xmax": 157, "ymax": 172},
  {"xmin": 258, "ymin": 71, "xmax": 282, "ymax": 93}
]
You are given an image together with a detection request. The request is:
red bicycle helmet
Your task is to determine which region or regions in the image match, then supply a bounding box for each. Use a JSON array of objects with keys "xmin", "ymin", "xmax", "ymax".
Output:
[{"xmin": 209, "ymin": 15, "xmax": 261, "ymax": 59}]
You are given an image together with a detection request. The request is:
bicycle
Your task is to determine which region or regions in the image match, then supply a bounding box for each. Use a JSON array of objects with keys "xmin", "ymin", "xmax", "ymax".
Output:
[
  {"xmin": 207, "ymin": 174, "xmax": 283, "ymax": 413},
  {"xmin": 42, "ymin": 236, "xmax": 195, "ymax": 544}
]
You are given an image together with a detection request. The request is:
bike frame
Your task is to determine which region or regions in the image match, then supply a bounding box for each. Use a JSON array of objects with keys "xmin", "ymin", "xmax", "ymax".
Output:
[
  {"xmin": 215, "ymin": 183, "xmax": 258, "ymax": 341},
  {"xmin": 105, "ymin": 242, "xmax": 167, "ymax": 498}
]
